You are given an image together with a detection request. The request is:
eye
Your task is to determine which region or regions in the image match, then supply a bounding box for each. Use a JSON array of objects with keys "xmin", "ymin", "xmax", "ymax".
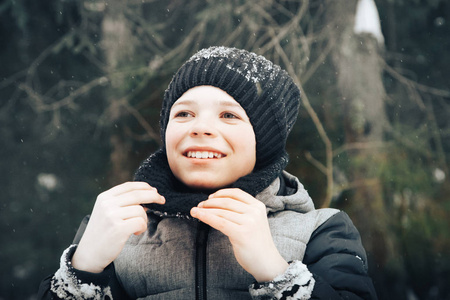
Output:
[
  {"xmin": 221, "ymin": 112, "xmax": 240, "ymax": 119},
  {"xmin": 174, "ymin": 111, "xmax": 193, "ymax": 118}
]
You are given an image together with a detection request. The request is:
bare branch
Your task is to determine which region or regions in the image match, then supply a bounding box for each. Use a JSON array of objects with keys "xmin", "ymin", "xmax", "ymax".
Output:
[
  {"xmin": 305, "ymin": 151, "xmax": 328, "ymax": 175},
  {"xmin": 424, "ymin": 97, "xmax": 449, "ymax": 174},
  {"xmin": 383, "ymin": 61, "xmax": 450, "ymax": 100},
  {"xmin": 337, "ymin": 178, "xmax": 380, "ymax": 193},
  {"xmin": 0, "ymin": 69, "xmax": 28, "ymax": 90},
  {"xmin": 301, "ymin": 33, "xmax": 336, "ymax": 83},
  {"xmin": 270, "ymin": 34, "xmax": 334, "ymax": 208},
  {"xmin": 121, "ymin": 99, "xmax": 160, "ymax": 142},
  {"xmin": 19, "ymin": 76, "xmax": 109, "ymax": 112},
  {"xmin": 333, "ymin": 141, "xmax": 388, "ymax": 157}
]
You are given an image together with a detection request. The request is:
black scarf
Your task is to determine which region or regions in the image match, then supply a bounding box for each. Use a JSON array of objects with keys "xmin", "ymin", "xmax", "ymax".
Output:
[{"xmin": 134, "ymin": 148, "xmax": 288, "ymax": 219}]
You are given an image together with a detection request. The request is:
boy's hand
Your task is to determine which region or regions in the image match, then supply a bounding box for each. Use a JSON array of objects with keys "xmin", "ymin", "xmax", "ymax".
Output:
[
  {"xmin": 190, "ymin": 188, "xmax": 288, "ymax": 282},
  {"xmin": 72, "ymin": 182, "xmax": 165, "ymax": 273}
]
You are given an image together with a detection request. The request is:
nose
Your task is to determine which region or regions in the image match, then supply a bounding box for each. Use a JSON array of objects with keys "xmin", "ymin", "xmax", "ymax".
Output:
[{"xmin": 189, "ymin": 116, "xmax": 216, "ymax": 137}]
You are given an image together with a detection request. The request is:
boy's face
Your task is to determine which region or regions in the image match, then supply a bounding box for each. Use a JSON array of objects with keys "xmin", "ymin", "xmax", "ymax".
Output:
[{"xmin": 165, "ymin": 85, "xmax": 256, "ymax": 190}]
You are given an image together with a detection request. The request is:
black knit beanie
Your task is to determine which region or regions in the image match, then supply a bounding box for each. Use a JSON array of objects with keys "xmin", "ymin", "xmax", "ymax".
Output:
[{"xmin": 135, "ymin": 46, "xmax": 300, "ymax": 218}]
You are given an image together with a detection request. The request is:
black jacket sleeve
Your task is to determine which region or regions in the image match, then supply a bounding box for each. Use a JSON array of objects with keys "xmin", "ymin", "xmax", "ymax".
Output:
[
  {"xmin": 303, "ymin": 211, "xmax": 378, "ymax": 300},
  {"xmin": 37, "ymin": 216, "xmax": 132, "ymax": 300}
]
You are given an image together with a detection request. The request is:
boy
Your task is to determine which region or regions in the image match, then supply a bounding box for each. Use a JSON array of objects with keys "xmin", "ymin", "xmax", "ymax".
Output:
[{"xmin": 39, "ymin": 46, "xmax": 377, "ymax": 299}]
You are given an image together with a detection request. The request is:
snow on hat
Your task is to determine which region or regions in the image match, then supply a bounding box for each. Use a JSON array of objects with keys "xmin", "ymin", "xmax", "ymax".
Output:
[{"xmin": 160, "ymin": 46, "xmax": 301, "ymax": 170}]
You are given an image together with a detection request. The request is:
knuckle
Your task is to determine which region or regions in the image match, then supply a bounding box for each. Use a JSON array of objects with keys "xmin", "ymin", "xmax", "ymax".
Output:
[
  {"xmin": 256, "ymin": 201, "xmax": 266, "ymax": 210},
  {"xmin": 96, "ymin": 193, "xmax": 107, "ymax": 202},
  {"xmin": 97, "ymin": 198, "xmax": 112, "ymax": 211},
  {"xmin": 141, "ymin": 209, "xmax": 149, "ymax": 221},
  {"xmin": 248, "ymin": 215, "xmax": 258, "ymax": 225},
  {"xmin": 104, "ymin": 209, "xmax": 115, "ymax": 219},
  {"xmin": 134, "ymin": 181, "xmax": 152, "ymax": 189},
  {"xmin": 215, "ymin": 218, "xmax": 227, "ymax": 231},
  {"xmin": 137, "ymin": 218, "xmax": 148, "ymax": 231},
  {"xmin": 109, "ymin": 221, "xmax": 122, "ymax": 235}
]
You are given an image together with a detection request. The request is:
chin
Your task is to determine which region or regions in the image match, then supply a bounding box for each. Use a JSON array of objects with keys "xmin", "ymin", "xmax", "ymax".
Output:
[
  {"xmin": 187, "ymin": 182, "xmax": 223, "ymax": 191},
  {"xmin": 182, "ymin": 178, "xmax": 230, "ymax": 191}
]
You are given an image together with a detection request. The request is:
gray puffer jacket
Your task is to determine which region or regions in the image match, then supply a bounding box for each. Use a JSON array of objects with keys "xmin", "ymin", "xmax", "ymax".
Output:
[{"xmin": 38, "ymin": 171, "xmax": 377, "ymax": 300}]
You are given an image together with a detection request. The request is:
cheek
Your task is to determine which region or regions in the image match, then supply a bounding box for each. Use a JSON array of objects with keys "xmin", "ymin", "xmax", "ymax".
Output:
[
  {"xmin": 165, "ymin": 123, "xmax": 180, "ymax": 148},
  {"xmin": 235, "ymin": 127, "xmax": 256, "ymax": 163},
  {"xmin": 165, "ymin": 124, "xmax": 184, "ymax": 180},
  {"xmin": 165, "ymin": 123, "xmax": 184, "ymax": 163}
]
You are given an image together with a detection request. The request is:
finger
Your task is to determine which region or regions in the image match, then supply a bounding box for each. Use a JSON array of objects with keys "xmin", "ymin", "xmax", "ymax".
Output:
[
  {"xmin": 209, "ymin": 188, "xmax": 255, "ymax": 204},
  {"xmin": 114, "ymin": 189, "xmax": 165, "ymax": 207},
  {"xmin": 198, "ymin": 197, "xmax": 248, "ymax": 213},
  {"xmin": 191, "ymin": 207, "xmax": 246, "ymax": 225},
  {"xmin": 191, "ymin": 207, "xmax": 240, "ymax": 236},
  {"xmin": 113, "ymin": 205, "xmax": 148, "ymax": 221},
  {"xmin": 102, "ymin": 182, "xmax": 156, "ymax": 198},
  {"xmin": 123, "ymin": 216, "xmax": 148, "ymax": 236}
]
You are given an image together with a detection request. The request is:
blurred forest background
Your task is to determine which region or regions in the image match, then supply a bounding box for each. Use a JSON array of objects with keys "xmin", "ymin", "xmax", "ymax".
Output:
[{"xmin": 0, "ymin": 0, "xmax": 449, "ymax": 299}]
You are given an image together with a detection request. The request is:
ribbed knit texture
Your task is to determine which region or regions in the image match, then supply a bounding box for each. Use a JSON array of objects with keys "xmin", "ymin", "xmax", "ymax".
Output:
[{"xmin": 135, "ymin": 46, "xmax": 300, "ymax": 218}]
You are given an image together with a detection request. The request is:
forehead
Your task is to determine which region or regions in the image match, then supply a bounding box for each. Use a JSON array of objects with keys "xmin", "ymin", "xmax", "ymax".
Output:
[{"xmin": 172, "ymin": 85, "xmax": 243, "ymax": 109}]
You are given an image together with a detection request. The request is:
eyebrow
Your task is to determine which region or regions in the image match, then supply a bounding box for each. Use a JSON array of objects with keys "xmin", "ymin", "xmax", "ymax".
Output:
[
  {"xmin": 172, "ymin": 99, "xmax": 243, "ymax": 108},
  {"xmin": 171, "ymin": 99, "xmax": 195, "ymax": 107}
]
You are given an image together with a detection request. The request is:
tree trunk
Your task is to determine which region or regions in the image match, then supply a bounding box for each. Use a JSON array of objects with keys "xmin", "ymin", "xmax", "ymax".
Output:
[
  {"xmin": 100, "ymin": 0, "xmax": 140, "ymax": 185},
  {"xmin": 326, "ymin": 0, "xmax": 392, "ymax": 269}
]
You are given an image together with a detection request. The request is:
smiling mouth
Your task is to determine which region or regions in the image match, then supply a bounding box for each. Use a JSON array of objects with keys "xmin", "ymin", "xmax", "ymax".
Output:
[{"xmin": 185, "ymin": 151, "xmax": 225, "ymax": 159}]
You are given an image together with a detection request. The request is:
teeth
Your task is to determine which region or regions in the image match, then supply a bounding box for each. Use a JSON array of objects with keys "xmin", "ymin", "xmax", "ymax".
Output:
[{"xmin": 187, "ymin": 151, "xmax": 223, "ymax": 159}]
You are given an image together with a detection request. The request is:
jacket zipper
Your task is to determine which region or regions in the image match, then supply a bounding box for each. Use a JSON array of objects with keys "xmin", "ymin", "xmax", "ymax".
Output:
[{"xmin": 195, "ymin": 222, "xmax": 209, "ymax": 300}]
